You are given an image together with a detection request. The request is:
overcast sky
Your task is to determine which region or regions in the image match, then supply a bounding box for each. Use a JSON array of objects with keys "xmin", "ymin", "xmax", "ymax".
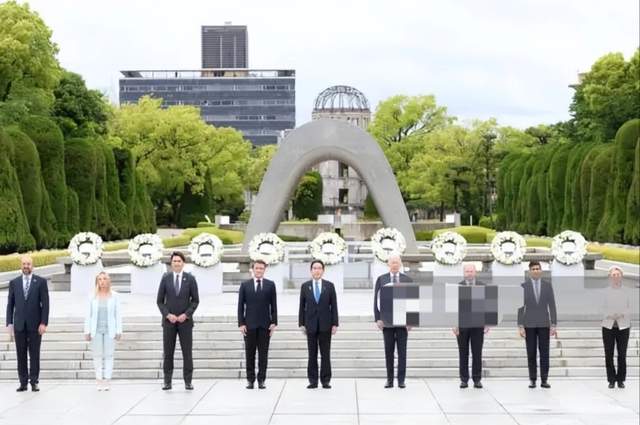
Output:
[{"xmin": 17, "ymin": 0, "xmax": 639, "ymax": 129}]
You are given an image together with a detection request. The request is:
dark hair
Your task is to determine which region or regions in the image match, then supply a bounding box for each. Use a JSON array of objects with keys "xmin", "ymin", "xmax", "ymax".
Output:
[
  {"xmin": 170, "ymin": 251, "xmax": 186, "ymax": 262},
  {"xmin": 528, "ymin": 261, "xmax": 542, "ymax": 269},
  {"xmin": 251, "ymin": 259, "xmax": 267, "ymax": 269},
  {"xmin": 310, "ymin": 259, "xmax": 325, "ymax": 270}
]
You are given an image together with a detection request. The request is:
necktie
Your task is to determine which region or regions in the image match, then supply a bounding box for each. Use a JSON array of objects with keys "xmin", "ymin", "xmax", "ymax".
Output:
[
  {"xmin": 393, "ymin": 274, "xmax": 399, "ymax": 284},
  {"xmin": 174, "ymin": 274, "xmax": 180, "ymax": 295},
  {"xmin": 534, "ymin": 280, "xmax": 540, "ymax": 303},
  {"xmin": 24, "ymin": 277, "xmax": 30, "ymax": 299},
  {"xmin": 256, "ymin": 279, "xmax": 262, "ymax": 292},
  {"xmin": 314, "ymin": 280, "xmax": 320, "ymax": 303}
]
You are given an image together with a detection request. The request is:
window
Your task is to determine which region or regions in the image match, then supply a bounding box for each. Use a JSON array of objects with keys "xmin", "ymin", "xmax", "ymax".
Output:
[
  {"xmin": 339, "ymin": 163, "xmax": 349, "ymax": 178},
  {"xmin": 339, "ymin": 189, "xmax": 349, "ymax": 204}
]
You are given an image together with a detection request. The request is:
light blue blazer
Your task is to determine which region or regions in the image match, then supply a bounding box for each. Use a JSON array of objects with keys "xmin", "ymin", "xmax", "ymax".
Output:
[{"xmin": 83, "ymin": 293, "xmax": 123, "ymax": 339}]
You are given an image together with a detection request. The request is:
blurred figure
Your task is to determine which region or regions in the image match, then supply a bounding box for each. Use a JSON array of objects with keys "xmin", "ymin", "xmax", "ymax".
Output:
[{"xmin": 601, "ymin": 266, "xmax": 631, "ymax": 389}]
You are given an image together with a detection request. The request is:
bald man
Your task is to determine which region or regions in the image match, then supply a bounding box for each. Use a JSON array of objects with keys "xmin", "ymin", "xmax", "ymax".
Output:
[
  {"xmin": 6, "ymin": 255, "xmax": 49, "ymax": 392},
  {"xmin": 373, "ymin": 255, "xmax": 413, "ymax": 388}
]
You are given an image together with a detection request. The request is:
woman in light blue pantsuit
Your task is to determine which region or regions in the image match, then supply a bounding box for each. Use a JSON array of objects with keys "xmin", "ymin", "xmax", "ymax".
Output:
[{"xmin": 84, "ymin": 272, "xmax": 123, "ymax": 390}]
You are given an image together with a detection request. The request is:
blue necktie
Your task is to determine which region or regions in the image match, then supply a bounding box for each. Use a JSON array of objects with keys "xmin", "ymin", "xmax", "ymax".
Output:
[{"xmin": 314, "ymin": 280, "xmax": 320, "ymax": 303}]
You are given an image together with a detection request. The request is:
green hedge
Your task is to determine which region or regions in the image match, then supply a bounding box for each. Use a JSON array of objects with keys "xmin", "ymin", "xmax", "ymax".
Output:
[
  {"xmin": 433, "ymin": 226, "xmax": 493, "ymax": 244},
  {"xmin": 624, "ymin": 132, "xmax": 640, "ymax": 244},
  {"xmin": 102, "ymin": 143, "xmax": 129, "ymax": 239},
  {"xmin": 178, "ymin": 183, "xmax": 212, "ymax": 228},
  {"xmin": 278, "ymin": 234, "xmax": 307, "ymax": 242},
  {"xmin": 181, "ymin": 226, "xmax": 244, "ymax": 244},
  {"xmin": 587, "ymin": 244, "xmax": 640, "ymax": 265},
  {"xmin": 21, "ymin": 116, "xmax": 68, "ymax": 239},
  {"xmin": 415, "ymin": 230, "xmax": 434, "ymax": 241},
  {"xmin": 65, "ymin": 137, "xmax": 97, "ymax": 231},
  {"xmin": 113, "ymin": 148, "xmax": 136, "ymax": 237},
  {"xmin": 0, "ymin": 128, "xmax": 36, "ymax": 253}
]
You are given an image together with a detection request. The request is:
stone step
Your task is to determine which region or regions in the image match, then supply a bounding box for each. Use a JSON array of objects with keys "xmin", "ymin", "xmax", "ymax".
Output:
[
  {"xmin": 0, "ymin": 366, "xmax": 637, "ymax": 380},
  {"xmin": 2, "ymin": 356, "xmax": 638, "ymax": 371}
]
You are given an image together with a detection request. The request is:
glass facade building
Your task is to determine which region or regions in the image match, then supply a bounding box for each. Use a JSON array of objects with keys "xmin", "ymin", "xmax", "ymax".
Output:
[
  {"xmin": 201, "ymin": 25, "xmax": 248, "ymax": 69},
  {"xmin": 119, "ymin": 69, "xmax": 296, "ymax": 146}
]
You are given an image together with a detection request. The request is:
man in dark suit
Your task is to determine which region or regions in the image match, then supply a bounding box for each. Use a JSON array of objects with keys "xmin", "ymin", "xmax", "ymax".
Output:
[
  {"xmin": 238, "ymin": 260, "xmax": 278, "ymax": 389},
  {"xmin": 518, "ymin": 261, "xmax": 557, "ymax": 389},
  {"xmin": 157, "ymin": 251, "xmax": 199, "ymax": 390},
  {"xmin": 373, "ymin": 254, "xmax": 413, "ymax": 388},
  {"xmin": 453, "ymin": 263, "xmax": 490, "ymax": 389},
  {"xmin": 299, "ymin": 260, "xmax": 339, "ymax": 389},
  {"xmin": 5, "ymin": 255, "xmax": 49, "ymax": 392}
]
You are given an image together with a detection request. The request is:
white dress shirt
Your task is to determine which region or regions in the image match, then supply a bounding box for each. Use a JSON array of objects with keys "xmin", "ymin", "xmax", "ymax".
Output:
[{"xmin": 602, "ymin": 286, "xmax": 632, "ymax": 330}]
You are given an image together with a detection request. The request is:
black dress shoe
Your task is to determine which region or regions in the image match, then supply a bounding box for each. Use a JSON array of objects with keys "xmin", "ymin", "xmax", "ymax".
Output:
[
  {"xmin": 540, "ymin": 381, "xmax": 551, "ymax": 389},
  {"xmin": 16, "ymin": 385, "xmax": 28, "ymax": 392},
  {"xmin": 322, "ymin": 383, "xmax": 332, "ymax": 389},
  {"xmin": 528, "ymin": 380, "xmax": 536, "ymax": 388},
  {"xmin": 384, "ymin": 381, "xmax": 394, "ymax": 388},
  {"xmin": 608, "ymin": 382, "xmax": 615, "ymax": 389},
  {"xmin": 162, "ymin": 383, "xmax": 172, "ymax": 390},
  {"xmin": 398, "ymin": 382, "xmax": 406, "ymax": 389},
  {"xmin": 474, "ymin": 382, "xmax": 483, "ymax": 389},
  {"xmin": 31, "ymin": 384, "xmax": 39, "ymax": 392},
  {"xmin": 185, "ymin": 383, "xmax": 194, "ymax": 390},
  {"xmin": 460, "ymin": 382, "xmax": 468, "ymax": 389},
  {"xmin": 307, "ymin": 383, "xmax": 318, "ymax": 389},
  {"xmin": 617, "ymin": 382, "xmax": 625, "ymax": 389},
  {"xmin": 246, "ymin": 382, "xmax": 255, "ymax": 389},
  {"xmin": 258, "ymin": 381, "xmax": 266, "ymax": 389}
]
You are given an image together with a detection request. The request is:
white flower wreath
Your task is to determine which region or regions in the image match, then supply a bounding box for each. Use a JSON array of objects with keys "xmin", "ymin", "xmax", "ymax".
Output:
[
  {"xmin": 188, "ymin": 233, "xmax": 224, "ymax": 267},
  {"xmin": 490, "ymin": 231, "xmax": 527, "ymax": 265},
  {"xmin": 552, "ymin": 230, "xmax": 587, "ymax": 265},
  {"xmin": 68, "ymin": 232, "xmax": 103, "ymax": 266},
  {"xmin": 248, "ymin": 233, "xmax": 285, "ymax": 265},
  {"xmin": 309, "ymin": 232, "xmax": 347, "ymax": 266},
  {"xmin": 431, "ymin": 231, "xmax": 467, "ymax": 265},
  {"xmin": 128, "ymin": 233, "xmax": 164, "ymax": 267},
  {"xmin": 371, "ymin": 228, "xmax": 407, "ymax": 262}
]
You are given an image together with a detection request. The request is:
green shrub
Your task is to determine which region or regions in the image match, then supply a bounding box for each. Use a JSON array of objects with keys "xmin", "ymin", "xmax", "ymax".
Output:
[
  {"xmin": 0, "ymin": 128, "xmax": 36, "ymax": 253},
  {"xmin": 93, "ymin": 138, "xmax": 117, "ymax": 238},
  {"xmin": 292, "ymin": 171, "xmax": 323, "ymax": 220},
  {"xmin": 0, "ymin": 250, "xmax": 65, "ymax": 273},
  {"xmin": 181, "ymin": 226, "xmax": 244, "ymax": 244},
  {"xmin": 197, "ymin": 221, "xmax": 214, "ymax": 227},
  {"xmin": 21, "ymin": 116, "xmax": 68, "ymax": 237},
  {"xmin": 587, "ymin": 244, "xmax": 640, "ymax": 265},
  {"xmin": 433, "ymin": 226, "xmax": 493, "ymax": 243},
  {"xmin": 66, "ymin": 188, "xmax": 80, "ymax": 235},
  {"xmin": 178, "ymin": 183, "xmax": 212, "ymax": 228},
  {"xmin": 585, "ymin": 146, "xmax": 613, "ymax": 240},
  {"xmin": 113, "ymin": 148, "xmax": 136, "ymax": 237},
  {"xmin": 65, "ymin": 137, "xmax": 97, "ymax": 231},
  {"xmin": 415, "ymin": 231, "xmax": 433, "ymax": 241},
  {"xmin": 102, "ymin": 143, "xmax": 129, "ymax": 238},
  {"xmin": 278, "ymin": 234, "xmax": 307, "ymax": 242},
  {"xmin": 363, "ymin": 193, "xmax": 380, "ymax": 219},
  {"xmin": 625, "ymin": 133, "xmax": 640, "ymax": 244},
  {"xmin": 478, "ymin": 215, "xmax": 496, "ymax": 229}
]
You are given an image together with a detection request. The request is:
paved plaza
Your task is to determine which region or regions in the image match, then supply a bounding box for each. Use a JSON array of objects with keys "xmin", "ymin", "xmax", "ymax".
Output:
[{"xmin": 0, "ymin": 378, "xmax": 638, "ymax": 425}]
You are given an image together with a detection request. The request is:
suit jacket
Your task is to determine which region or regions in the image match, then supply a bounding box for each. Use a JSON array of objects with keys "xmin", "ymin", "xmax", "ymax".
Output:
[
  {"xmin": 238, "ymin": 278, "xmax": 278, "ymax": 330},
  {"xmin": 457, "ymin": 279, "xmax": 486, "ymax": 329},
  {"xmin": 156, "ymin": 272, "xmax": 199, "ymax": 327},
  {"xmin": 517, "ymin": 278, "xmax": 557, "ymax": 328},
  {"xmin": 5, "ymin": 274, "xmax": 50, "ymax": 332},
  {"xmin": 83, "ymin": 293, "xmax": 123, "ymax": 339},
  {"xmin": 298, "ymin": 279, "xmax": 339, "ymax": 333},
  {"xmin": 373, "ymin": 272, "xmax": 413, "ymax": 325}
]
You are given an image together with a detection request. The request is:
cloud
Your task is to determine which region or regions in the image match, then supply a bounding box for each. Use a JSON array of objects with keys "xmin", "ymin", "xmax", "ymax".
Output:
[{"xmin": 23, "ymin": 0, "xmax": 639, "ymax": 129}]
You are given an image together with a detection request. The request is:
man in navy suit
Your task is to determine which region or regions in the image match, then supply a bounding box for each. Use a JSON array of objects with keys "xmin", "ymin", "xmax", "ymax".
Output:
[
  {"xmin": 373, "ymin": 254, "xmax": 413, "ymax": 388},
  {"xmin": 157, "ymin": 251, "xmax": 199, "ymax": 391},
  {"xmin": 299, "ymin": 260, "xmax": 339, "ymax": 389},
  {"xmin": 238, "ymin": 260, "xmax": 278, "ymax": 389},
  {"xmin": 518, "ymin": 261, "xmax": 557, "ymax": 389},
  {"xmin": 5, "ymin": 255, "xmax": 49, "ymax": 392}
]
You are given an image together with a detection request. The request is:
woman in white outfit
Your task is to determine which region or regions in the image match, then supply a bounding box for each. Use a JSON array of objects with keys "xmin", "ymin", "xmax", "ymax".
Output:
[
  {"xmin": 601, "ymin": 266, "xmax": 631, "ymax": 389},
  {"xmin": 84, "ymin": 272, "xmax": 123, "ymax": 390}
]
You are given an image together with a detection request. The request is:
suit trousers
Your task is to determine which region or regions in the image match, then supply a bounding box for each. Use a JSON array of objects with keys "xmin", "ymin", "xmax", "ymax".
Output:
[
  {"xmin": 525, "ymin": 327, "xmax": 550, "ymax": 382},
  {"xmin": 14, "ymin": 329, "xmax": 42, "ymax": 385},
  {"xmin": 91, "ymin": 332, "xmax": 115, "ymax": 380},
  {"xmin": 602, "ymin": 326, "xmax": 630, "ymax": 383},
  {"xmin": 457, "ymin": 327, "xmax": 484, "ymax": 383},
  {"xmin": 306, "ymin": 330, "xmax": 332, "ymax": 385},
  {"xmin": 162, "ymin": 322, "xmax": 193, "ymax": 384},
  {"xmin": 245, "ymin": 327, "xmax": 271, "ymax": 383},
  {"xmin": 383, "ymin": 327, "xmax": 408, "ymax": 383}
]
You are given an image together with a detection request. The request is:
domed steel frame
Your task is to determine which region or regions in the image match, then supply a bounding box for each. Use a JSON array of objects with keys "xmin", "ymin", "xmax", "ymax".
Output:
[{"xmin": 313, "ymin": 85, "xmax": 370, "ymax": 112}]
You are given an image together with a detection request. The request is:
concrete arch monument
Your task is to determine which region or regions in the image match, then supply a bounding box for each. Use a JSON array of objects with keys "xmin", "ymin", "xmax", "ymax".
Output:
[{"xmin": 242, "ymin": 119, "xmax": 418, "ymax": 253}]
